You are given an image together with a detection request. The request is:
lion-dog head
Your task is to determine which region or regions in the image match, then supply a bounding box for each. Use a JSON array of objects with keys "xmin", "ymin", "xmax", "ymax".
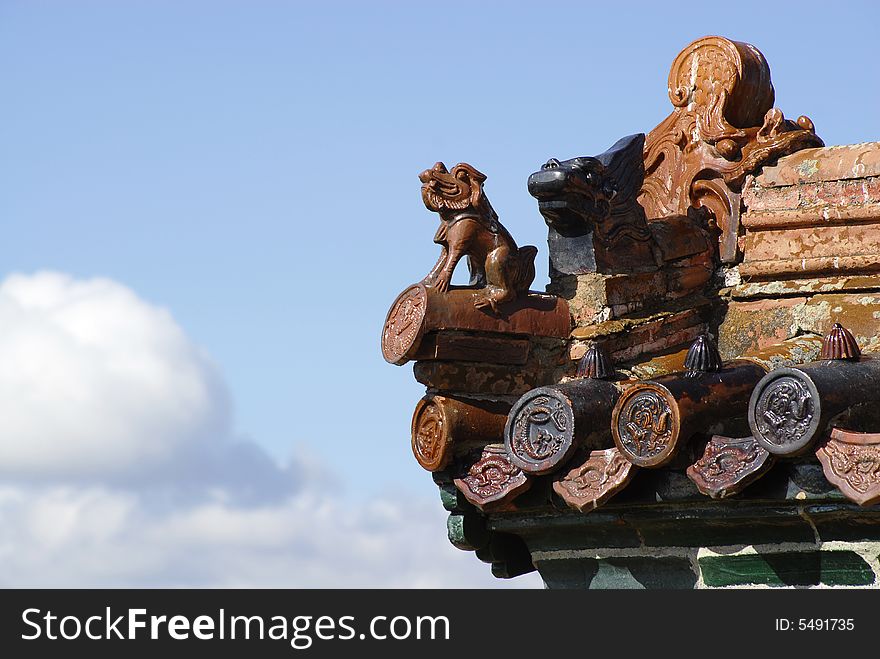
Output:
[{"xmin": 419, "ymin": 162, "xmax": 491, "ymax": 219}]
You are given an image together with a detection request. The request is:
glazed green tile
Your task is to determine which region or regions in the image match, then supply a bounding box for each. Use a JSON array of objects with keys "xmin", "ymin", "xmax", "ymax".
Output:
[
  {"xmin": 700, "ymin": 551, "xmax": 875, "ymax": 587},
  {"xmin": 446, "ymin": 513, "xmax": 488, "ymax": 551},
  {"xmin": 589, "ymin": 561, "xmax": 645, "ymax": 589},
  {"xmin": 810, "ymin": 511, "xmax": 880, "ymax": 543},
  {"xmin": 438, "ymin": 485, "xmax": 459, "ymax": 512},
  {"xmin": 544, "ymin": 557, "xmax": 698, "ymax": 589},
  {"xmin": 818, "ymin": 552, "xmax": 875, "ymax": 586},
  {"xmin": 633, "ymin": 515, "xmax": 815, "ymax": 547}
]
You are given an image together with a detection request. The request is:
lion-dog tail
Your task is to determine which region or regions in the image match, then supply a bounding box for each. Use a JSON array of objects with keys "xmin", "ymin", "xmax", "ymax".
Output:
[{"xmin": 513, "ymin": 245, "xmax": 538, "ymax": 294}]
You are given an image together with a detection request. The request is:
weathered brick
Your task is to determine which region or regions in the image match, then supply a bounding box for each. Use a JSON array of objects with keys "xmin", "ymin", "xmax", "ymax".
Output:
[
  {"xmin": 743, "ymin": 202, "xmax": 880, "ymax": 230},
  {"xmin": 718, "ymin": 298, "xmax": 803, "ymax": 358},
  {"xmin": 734, "ymin": 273, "xmax": 880, "ymax": 298},
  {"xmin": 747, "ymin": 224, "xmax": 880, "ymax": 262},
  {"xmin": 628, "ymin": 348, "xmax": 689, "ymax": 379},
  {"xmin": 609, "ymin": 325, "xmax": 704, "ymax": 364},
  {"xmin": 865, "ymin": 177, "xmax": 880, "ymax": 203},
  {"xmin": 414, "ymin": 360, "xmax": 560, "ymax": 396},
  {"xmin": 719, "ymin": 293, "xmax": 880, "ymax": 359},
  {"xmin": 743, "ymin": 184, "xmax": 800, "ymax": 211},
  {"xmin": 799, "ymin": 180, "xmax": 869, "ymax": 207},
  {"xmin": 753, "ymin": 142, "xmax": 880, "ymax": 187},
  {"xmin": 790, "ymin": 293, "xmax": 880, "ymax": 352},
  {"xmin": 578, "ymin": 306, "xmax": 707, "ymax": 364},
  {"xmin": 551, "ymin": 271, "xmax": 669, "ymax": 327}
]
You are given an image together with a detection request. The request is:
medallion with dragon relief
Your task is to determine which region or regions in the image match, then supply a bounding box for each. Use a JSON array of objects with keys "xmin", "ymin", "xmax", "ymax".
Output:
[
  {"xmin": 504, "ymin": 388, "xmax": 577, "ymax": 476},
  {"xmin": 612, "ymin": 384, "xmax": 679, "ymax": 467},
  {"xmin": 749, "ymin": 370, "xmax": 820, "ymax": 456}
]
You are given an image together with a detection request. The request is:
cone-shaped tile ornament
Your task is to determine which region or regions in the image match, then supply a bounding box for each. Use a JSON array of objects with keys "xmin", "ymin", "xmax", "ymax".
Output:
[
  {"xmin": 576, "ymin": 343, "xmax": 612, "ymax": 379},
  {"xmin": 821, "ymin": 322, "xmax": 861, "ymax": 360},
  {"xmin": 684, "ymin": 334, "xmax": 722, "ymax": 377}
]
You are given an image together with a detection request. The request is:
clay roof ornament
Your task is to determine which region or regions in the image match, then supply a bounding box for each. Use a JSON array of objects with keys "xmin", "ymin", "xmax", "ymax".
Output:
[
  {"xmin": 528, "ymin": 36, "xmax": 823, "ymax": 278},
  {"xmin": 687, "ymin": 435, "xmax": 775, "ymax": 499},
  {"xmin": 411, "ymin": 395, "xmax": 510, "ymax": 472},
  {"xmin": 816, "ymin": 428, "xmax": 880, "ymax": 506},
  {"xmin": 376, "ymin": 35, "xmax": 874, "ymax": 587},
  {"xmin": 419, "ymin": 162, "xmax": 537, "ymax": 315},
  {"xmin": 748, "ymin": 330, "xmax": 880, "ymax": 457},
  {"xmin": 684, "ymin": 334, "xmax": 723, "ymax": 377},
  {"xmin": 504, "ymin": 376, "xmax": 624, "ymax": 476},
  {"xmin": 553, "ymin": 447, "xmax": 635, "ymax": 512},
  {"xmin": 576, "ymin": 343, "xmax": 613, "ymax": 380},
  {"xmin": 454, "ymin": 444, "xmax": 531, "ymax": 512},
  {"xmin": 612, "ymin": 356, "xmax": 767, "ymax": 468},
  {"xmin": 808, "ymin": 326, "xmax": 880, "ymax": 506},
  {"xmin": 821, "ymin": 322, "xmax": 861, "ymax": 361}
]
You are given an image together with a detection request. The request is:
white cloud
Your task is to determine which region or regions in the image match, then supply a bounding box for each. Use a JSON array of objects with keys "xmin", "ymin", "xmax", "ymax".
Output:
[
  {"xmin": 0, "ymin": 272, "xmax": 542, "ymax": 588},
  {"xmin": 0, "ymin": 272, "xmax": 231, "ymax": 478},
  {"xmin": 0, "ymin": 484, "xmax": 543, "ymax": 588}
]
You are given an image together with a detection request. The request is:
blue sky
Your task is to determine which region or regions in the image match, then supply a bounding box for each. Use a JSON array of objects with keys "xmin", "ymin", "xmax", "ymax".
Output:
[{"xmin": 0, "ymin": 1, "xmax": 878, "ymax": 586}]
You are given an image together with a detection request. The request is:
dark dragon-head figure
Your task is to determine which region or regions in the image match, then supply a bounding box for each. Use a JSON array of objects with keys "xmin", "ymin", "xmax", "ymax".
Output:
[{"xmin": 527, "ymin": 134, "xmax": 646, "ymax": 238}]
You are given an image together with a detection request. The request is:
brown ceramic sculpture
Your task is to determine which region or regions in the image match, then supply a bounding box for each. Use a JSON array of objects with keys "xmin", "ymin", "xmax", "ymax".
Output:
[
  {"xmin": 420, "ymin": 162, "xmax": 538, "ymax": 313},
  {"xmin": 379, "ymin": 36, "xmax": 880, "ymax": 587},
  {"xmin": 530, "ymin": 36, "xmax": 823, "ymax": 279},
  {"xmin": 641, "ymin": 36, "xmax": 823, "ymax": 262},
  {"xmin": 528, "ymin": 134, "xmax": 714, "ymax": 276},
  {"xmin": 553, "ymin": 447, "xmax": 635, "ymax": 512},
  {"xmin": 411, "ymin": 395, "xmax": 510, "ymax": 472}
]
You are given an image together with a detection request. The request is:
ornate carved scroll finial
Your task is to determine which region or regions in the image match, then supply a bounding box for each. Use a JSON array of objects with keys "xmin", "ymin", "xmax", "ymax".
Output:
[
  {"xmin": 821, "ymin": 322, "xmax": 861, "ymax": 361},
  {"xmin": 454, "ymin": 444, "xmax": 531, "ymax": 511},
  {"xmin": 816, "ymin": 428, "xmax": 880, "ymax": 506},
  {"xmin": 531, "ymin": 38, "xmax": 821, "ymax": 273},
  {"xmin": 686, "ymin": 435, "xmax": 774, "ymax": 498},
  {"xmin": 419, "ymin": 162, "xmax": 537, "ymax": 314},
  {"xmin": 576, "ymin": 343, "xmax": 613, "ymax": 379},
  {"xmin": 642, "ymin": 36, "xmax": 823, "ymax": 263},
  {"xmin": 553, "ymin": 447, "xmax": 635, "ymax": 512},
  {"xmin": 684, "ymin": 334, "xmax": 722, "ymax": 377}
]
